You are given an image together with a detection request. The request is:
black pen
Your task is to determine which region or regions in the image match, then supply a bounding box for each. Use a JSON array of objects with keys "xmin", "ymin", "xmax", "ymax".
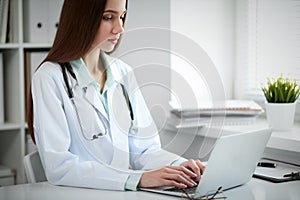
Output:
[
  {"xmin": 283, "ymin": 171, "xmax": 300, "ymax": 178},
  {"xmin": 257, "ymin": 162, "xmax": 277, "ymax": 168}
]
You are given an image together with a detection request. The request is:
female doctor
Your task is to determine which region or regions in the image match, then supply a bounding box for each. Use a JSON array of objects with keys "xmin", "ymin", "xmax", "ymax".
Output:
[{"xmin": 27, "ymin": 0, "xmax": 205, "ymax": 191}]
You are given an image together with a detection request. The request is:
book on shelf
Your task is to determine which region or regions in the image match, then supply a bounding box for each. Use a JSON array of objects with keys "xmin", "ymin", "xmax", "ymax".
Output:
[
  {"xmin": 0, "ymin": 52, "xmax": 4, "ymax": 123},
  {"xmin": 0, "ymin": 0, "xmax": 9, "ymax": 43},
  {"xmin": 7, "ymin": 0, "xmax": 13, "ymax": 43}
]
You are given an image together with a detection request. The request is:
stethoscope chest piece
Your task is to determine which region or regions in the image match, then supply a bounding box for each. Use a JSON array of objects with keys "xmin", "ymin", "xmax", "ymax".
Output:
[{"xmin": 129, "ymin": 121, "xmax": 138, "ymax": 135}]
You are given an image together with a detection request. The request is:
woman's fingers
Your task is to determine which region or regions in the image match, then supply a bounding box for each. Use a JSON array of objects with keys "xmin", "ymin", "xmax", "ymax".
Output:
[
  {"xmin": 181, "ymin": 159, "xmax": 200, "ymax": 179},
  {"xmin": 161, "ymin": 179, "xmax": 187, "ymax": 189},
  {"xmin": 168, "ymin": 165, "xmax": 198, "ymax": 178},
  {"xmin": 195, "ymin": 159, "xmax": 206, "ymax": 174},
  {"xmin": 181, "ymin": 159, "xmax": 206, "ymax": 181},
  {"xmin": 138, "ymin": 165, "xmax": 199, "ymax": 188},
  {"xmin": 162, "ymin": 166, "xmax": 197, "ymax": 187}
]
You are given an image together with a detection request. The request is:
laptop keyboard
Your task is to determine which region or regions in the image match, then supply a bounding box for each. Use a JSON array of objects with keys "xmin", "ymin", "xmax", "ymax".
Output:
[{"xmin": 164, "ymin": 186, "xmax": 197, "ymax": 194}]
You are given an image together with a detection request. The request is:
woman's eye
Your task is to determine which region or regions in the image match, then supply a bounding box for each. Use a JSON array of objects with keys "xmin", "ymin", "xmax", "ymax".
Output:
[{"xmin": 103, "ymin": 16, "xmax": 113, "ymax": 20}]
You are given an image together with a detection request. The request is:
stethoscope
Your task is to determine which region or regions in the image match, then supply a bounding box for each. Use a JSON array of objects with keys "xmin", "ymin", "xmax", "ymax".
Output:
[{"xmin": 59, "ymin": 62, "xmax": 138, "ymax": 141}]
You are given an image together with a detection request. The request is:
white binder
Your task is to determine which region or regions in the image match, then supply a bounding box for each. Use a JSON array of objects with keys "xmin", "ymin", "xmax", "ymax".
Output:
[
  {"xmin": 48, "ymin": 0, "xmax": 64, "ymax": 42},
  {"xmin": 24, "ymin": 0, "xmax": 48, "ymax": 43},
  {"xmin": 23, "ymin": 0, "xmax": 64, "ymax": 43},
  {"xmin": 0, "ymin": 53, "xmax": 4, "ymax": 123},
  {"xmin": 0, "ymin": 0, "xmax": 9, "ymax": 43}
]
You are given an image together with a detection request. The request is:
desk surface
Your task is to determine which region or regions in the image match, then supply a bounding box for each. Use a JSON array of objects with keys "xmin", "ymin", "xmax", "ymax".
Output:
[{"xmin": 0, "ymin": 178, "xmax": 299, "ymax": 200}]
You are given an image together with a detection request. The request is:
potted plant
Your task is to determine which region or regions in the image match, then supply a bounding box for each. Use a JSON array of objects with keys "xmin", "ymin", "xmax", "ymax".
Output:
[{"xmin": 262, "ymin": 76, "xmax": 300, "ymax": 131}]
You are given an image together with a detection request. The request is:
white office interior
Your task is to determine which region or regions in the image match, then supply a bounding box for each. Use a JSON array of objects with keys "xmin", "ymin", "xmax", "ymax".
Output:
[{"xmin": 0, "ymin": 0, "xmax": 299, "ymax": 199}]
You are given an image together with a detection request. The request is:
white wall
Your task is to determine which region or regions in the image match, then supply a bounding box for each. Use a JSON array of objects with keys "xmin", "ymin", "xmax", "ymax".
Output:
[
  {"xmin": 113, "ymin": 0, "xmax": 236, "ymax": 126},
  {"xmin": 170, "ymin": 0, "xmax": 235, "ymax": 108},
  {"xmin": 113, "ymin": 0, "xmax": 171, "ymax": 129}
]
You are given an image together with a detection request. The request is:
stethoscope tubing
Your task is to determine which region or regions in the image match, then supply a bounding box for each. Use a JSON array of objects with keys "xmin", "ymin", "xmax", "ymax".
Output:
[{"xmin": 59, "ymin": 62, "xmax": 136, "ymax": 141}]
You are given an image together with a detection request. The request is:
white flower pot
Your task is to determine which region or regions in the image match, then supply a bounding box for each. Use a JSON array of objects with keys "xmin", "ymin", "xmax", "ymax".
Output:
[{"xmin": 265, "ymin": 102, "xmax": 296, "ymax": 131}]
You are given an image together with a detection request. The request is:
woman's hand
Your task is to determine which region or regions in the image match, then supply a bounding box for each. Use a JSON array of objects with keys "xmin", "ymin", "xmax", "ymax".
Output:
[
  {"xmin": 180, "ymin": 159, "xmax": 206, "ymax": 182},
  {"xmin": 138, "ymin": 165, "xmax": 198, "ymax": 188}
]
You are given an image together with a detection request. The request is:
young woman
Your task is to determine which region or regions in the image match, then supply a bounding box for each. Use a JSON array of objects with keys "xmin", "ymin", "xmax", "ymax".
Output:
[{"xmin": 28, "ymin": 0, "xmax": 205, "ymax": 191}]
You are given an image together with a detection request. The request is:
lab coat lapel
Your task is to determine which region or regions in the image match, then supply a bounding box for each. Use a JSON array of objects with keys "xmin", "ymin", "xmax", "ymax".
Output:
[
  {"xmin": 84, "ymin": 86, "xmax": 109, "ymax": 121},
  {"xmin": 107, "ymin": 83, "xmax": 131, "ymax": 168}
]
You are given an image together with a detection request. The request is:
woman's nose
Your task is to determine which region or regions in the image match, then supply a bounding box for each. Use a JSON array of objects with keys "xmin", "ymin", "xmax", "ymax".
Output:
[{"xmin": 112, "ymin": 19, "xmax": 124, "ymax": 34}]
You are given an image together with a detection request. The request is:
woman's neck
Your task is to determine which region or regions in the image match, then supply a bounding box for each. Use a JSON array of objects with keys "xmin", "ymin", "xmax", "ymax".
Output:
[
  {"xmin": 83, "ymin": 49, "xmax": 104, "ymax": 72},
  {"xmin": 83, "ymin": 49, "xmax": 107, "ymax": 92}
]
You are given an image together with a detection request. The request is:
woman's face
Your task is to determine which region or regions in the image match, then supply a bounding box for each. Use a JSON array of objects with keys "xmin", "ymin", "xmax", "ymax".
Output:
[{"xmin": 92, "ymin": 0, "xmax": 126, "ymax": 52}]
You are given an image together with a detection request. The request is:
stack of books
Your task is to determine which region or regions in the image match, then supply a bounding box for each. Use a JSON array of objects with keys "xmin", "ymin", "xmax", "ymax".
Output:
[{"xmin": 165, "ymin": 100, "xmax": 264, "ymax": 130}]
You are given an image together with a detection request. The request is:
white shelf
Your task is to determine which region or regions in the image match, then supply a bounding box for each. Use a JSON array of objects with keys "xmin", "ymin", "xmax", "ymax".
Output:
[
  {"xmin": 0, "ymin": 44, "xmax": 20, "ymax": 49},
  {"xmin": 0, "ymin": 123, "xmax": 22, "ymax": 131},
  {"xmin": 23, "ymin": 43, "xmax": 52, "ymax": 49},
  {"xmin": 0, "ymin": 0, "xmax": 57, "ymax": 185}
]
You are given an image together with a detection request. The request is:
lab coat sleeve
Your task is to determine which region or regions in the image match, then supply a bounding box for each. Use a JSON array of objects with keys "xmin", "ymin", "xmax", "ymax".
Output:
[
  {"xmin": 122, "ymin": 64, "xmax": 184, "ymax": 170},
  {"xmin": 31, "ymin": 64, "xmax": 130, "ymax": 190}
]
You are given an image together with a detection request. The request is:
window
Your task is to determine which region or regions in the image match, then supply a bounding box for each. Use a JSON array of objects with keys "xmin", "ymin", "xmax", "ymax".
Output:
[{"xmin": 235, "ymin": 0, "xmax": 300, "ymax": 121}]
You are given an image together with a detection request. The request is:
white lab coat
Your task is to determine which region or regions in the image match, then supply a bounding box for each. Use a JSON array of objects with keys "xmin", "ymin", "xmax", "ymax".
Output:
[{"xmin": 31, "ymin": 54, "xmax": 181, "ymax": 190}]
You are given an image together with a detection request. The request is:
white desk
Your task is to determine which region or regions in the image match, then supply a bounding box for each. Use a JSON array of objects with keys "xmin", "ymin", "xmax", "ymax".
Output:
[{"xmin": 0, "ymin": 178, "xmax": 299, "ymax": 200}]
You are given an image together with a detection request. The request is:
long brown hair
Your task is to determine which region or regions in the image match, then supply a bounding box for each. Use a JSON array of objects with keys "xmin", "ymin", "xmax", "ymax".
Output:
[{"xmin": 27, "ymin": 0, "xmax": 128, "ymax": 143}]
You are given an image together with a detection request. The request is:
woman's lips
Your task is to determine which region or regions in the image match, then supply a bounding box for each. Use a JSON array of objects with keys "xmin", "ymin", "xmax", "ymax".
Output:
[{"xmin": 108, "ymin": 38, "xmax": 118, "ymax": 44}]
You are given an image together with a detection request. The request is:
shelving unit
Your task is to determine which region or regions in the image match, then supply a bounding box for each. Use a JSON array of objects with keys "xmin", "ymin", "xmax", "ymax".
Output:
[{"xmin": 0, "ymin": 0, "xmax": 55, "ymax": 184}]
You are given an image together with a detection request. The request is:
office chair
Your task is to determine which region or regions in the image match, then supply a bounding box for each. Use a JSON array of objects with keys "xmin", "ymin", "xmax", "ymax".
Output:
[{"xmin": 24, "ymin": 151, "xmax": 47, "ymax": 183}]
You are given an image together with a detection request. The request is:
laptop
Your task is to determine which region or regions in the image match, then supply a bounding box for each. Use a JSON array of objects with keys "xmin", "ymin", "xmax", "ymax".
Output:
[{"xmin": 141, "ymin": 128, "xmax": 272, "ymax": 199}]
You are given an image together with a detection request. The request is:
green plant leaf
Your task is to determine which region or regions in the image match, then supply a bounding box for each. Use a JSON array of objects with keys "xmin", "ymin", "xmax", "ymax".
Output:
[
  {"xmin": 286, "ymin": 86, "xmax": 293, "ymax": 103},
  {"xmin": 261, "ymin": 76, "xmax": 300, "ymax": 103},
  {"xmin": 274, "ymin": 85, "xmax": 278, "ymax": 103},
  {"xmin": 278, "ymin": 86, "xmax": 284, "ymax": 102}
]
